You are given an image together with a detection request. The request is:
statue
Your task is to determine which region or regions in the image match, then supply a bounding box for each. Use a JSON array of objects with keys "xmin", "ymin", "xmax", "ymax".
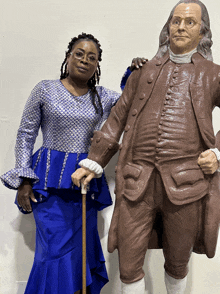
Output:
[{"xmin": 72, "ymin": 1, "xmax": 220, "ymax": 293}]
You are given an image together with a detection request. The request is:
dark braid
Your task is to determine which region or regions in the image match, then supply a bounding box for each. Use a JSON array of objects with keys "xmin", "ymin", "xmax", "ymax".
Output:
[{"xmin": 60, "ymin": 33, "xmax": 103, "ymax": 116}]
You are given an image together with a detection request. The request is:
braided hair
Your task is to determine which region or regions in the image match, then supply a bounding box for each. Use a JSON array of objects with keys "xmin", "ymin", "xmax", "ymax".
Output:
[{"xmin": 60, "ymin": 33, "xmax": 103, "ymax": 116}]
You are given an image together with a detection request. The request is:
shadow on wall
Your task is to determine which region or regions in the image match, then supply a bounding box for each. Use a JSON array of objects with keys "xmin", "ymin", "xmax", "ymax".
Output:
[
  {"xmin": 10, "ymin": 212, "xmax": 36, "ymax": 292},
  {"xmin": 16, "ymin": 282, "xmax": 27, "ymax": 294}
]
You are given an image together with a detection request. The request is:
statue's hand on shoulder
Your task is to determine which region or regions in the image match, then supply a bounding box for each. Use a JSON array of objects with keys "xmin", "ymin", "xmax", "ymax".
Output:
[
  {"xmin": 198, "ymin": 149, "xmax": 219, "ymax": 174},
  {"xmin": 130, "ymin": 57, "xmax": 148, "ymax": 70}
]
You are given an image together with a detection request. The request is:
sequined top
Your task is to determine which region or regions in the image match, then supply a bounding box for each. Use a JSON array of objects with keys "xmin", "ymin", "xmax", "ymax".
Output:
[{"xmin": 1, "ymin": 79, "xmax": 120, "ymax": 189}]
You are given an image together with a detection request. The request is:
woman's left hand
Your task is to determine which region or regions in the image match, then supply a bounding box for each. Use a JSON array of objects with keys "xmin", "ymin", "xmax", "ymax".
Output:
[
  {"xmin": 17, "ymin": 179, "xmax": 37, "ymax": 212},
  {"xmin": 130, "ymin": 57, "xmax": 148, "ymax": 70}
]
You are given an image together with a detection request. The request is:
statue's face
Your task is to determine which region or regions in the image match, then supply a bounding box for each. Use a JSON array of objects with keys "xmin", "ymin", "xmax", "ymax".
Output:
[{"xmin": 169, "ymin": 3, "xmax": 203, "ymax": 54}]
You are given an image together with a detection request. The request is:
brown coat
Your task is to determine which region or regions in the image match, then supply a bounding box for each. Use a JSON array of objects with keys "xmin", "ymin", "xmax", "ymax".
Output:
[{"xmin": 88, "ymin": 52, "xmax": 220, "ymax": 258}]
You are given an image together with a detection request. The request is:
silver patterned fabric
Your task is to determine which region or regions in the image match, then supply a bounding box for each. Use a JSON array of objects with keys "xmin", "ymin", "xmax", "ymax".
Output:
[{"xmin": 1, "ymin": 80, "xmax": 120, "ymax": 189}]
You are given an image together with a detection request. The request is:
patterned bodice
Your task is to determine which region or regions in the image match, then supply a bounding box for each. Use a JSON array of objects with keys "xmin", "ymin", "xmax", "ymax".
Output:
[
  {"xmin": 1, "ymin": 79, "xmax": 120, "ymax": 189},
  {"xmin": 15, "ymin": 80, "xmax": 120, "ymax": 167}
]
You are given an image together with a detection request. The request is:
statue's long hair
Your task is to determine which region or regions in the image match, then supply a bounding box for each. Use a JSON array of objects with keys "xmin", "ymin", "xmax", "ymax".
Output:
[
  {"xmin": 60, "ymin": 33, "xmax": 103, "ymax": 116},
  {"xmin": 155, "ymin": 0, "xmax": 213, "ymax": 61}
]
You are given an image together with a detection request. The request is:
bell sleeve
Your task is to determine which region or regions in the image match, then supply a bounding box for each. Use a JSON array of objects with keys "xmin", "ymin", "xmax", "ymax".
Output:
[{"xmin": 1, "ymin": 81, "xmax": 44, "ymax": 189}]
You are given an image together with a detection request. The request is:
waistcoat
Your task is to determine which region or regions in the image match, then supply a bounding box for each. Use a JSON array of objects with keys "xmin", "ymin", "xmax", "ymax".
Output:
[{"xmin": 133, "ymin": 60, "xmax": 204, "ymax": 164}]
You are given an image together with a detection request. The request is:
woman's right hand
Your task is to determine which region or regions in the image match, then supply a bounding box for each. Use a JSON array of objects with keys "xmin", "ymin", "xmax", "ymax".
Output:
[{"xmin": 17, "ymin": 179, "xmax": 37, "ymax": 212}]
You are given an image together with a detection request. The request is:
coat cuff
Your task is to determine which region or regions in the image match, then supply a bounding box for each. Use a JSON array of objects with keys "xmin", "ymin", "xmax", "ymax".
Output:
[
  {"xmin": 88, "ymin": 131, "xmax": 119, "ymax": 167},
  {"xmin": 79, "ymin": 159, "xmax": 103, "ymax": 178},
  {"xmin": 210, "ymin": 148, "xmax": 220, "ymax": 172}
]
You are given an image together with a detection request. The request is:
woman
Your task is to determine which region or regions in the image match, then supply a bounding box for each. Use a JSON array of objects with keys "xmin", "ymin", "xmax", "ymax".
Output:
[{"xmin": 1, "ymin": 33, "xmax": 143, "ymax": 294}]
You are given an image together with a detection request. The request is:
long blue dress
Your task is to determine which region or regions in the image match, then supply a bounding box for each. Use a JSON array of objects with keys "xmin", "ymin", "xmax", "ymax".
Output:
[{"xmin": 1, "ymin": 79, "xmax": 120, "ymax": 294}]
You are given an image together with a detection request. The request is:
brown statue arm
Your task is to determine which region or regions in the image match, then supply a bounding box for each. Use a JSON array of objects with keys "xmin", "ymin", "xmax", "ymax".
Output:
[
  {"xmin": 71, "ymin": 69, "xmax": 141, "ymax": 187},
  {"xmin": 87, "ymin": 69, "xmax": 141, "ymax": 166}
]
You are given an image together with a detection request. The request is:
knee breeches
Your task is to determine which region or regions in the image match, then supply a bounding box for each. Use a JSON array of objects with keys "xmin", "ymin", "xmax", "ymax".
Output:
[{"xmin": 117, "ymin": 168, "xmax": 203, "ymax": 283}]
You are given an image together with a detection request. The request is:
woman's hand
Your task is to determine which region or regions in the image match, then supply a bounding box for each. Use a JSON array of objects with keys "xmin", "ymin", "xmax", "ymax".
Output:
[
  {"xmin": 71, "ymin": 168, "xmax": 95, "ymax": 188},
  {"xmin": 130, "ymin": 57, "xmax": 148, "ymax": 70},
  {"xmin": 17, "ymin": 179, "xmax": 37, "ymax": 212}
]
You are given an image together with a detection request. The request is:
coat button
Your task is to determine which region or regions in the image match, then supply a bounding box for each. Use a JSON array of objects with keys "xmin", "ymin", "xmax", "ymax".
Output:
[
  {"xmin": 96, "ymin": 138, "xmax": 101, "ymax": 143},
  {"xmin": 132, "ymin": 109, "xmax": 138, "ymax": 116},
  {"xmin": 156, "ymin": 60, "xmax": 162, "ymax": 66},
  {"xmin": 147, "ymin": 77, "xmax": 153, "ymax": 84},
  {"xmin": 108, "ymin": 143, "xmax": 113, "ymax": 150},
  {"xmin": 119, "ymin": 144, "xmax": 123, "ymax": 150},
  {"xmin": 125, "ymin": 125, "xmax": 130, "ymax": 132},
  {"xmin": 139, "ymin": 93, "xmax": 146, "ymax": 100}
]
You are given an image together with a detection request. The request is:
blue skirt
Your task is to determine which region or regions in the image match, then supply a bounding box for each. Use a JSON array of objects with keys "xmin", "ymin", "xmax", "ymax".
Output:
[{"xmin": 24, "ymin": 191, "xmax": 108, "ymax": 294}]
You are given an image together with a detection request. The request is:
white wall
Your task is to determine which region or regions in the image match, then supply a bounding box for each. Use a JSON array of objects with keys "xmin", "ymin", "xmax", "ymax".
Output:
[{"xmin": 1, "ymin": 0, "xmax": 220, "ymax": 293}]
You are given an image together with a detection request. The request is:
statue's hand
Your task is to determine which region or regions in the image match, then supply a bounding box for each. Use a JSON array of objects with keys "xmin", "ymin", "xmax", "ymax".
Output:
[
  {"xmin": 71, "ymin": 167, "xmax": 95, "ymax": 188},
  {"xmin": 130, "ymin": 57, "xmax": 148, "ymax": 70},
  {"xmin": 198, "ymin": 149, "xmax": 219, "ymax": 174}
]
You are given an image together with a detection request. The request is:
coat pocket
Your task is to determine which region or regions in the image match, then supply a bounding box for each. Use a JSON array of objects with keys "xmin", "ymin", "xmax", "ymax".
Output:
[
  {"xmin": 122, "ymin": 162, "xmax": 153, "ymax": 202},
  {"xmin": 171, "ymin": 165, "xmax": 204, "ymax": 187}
]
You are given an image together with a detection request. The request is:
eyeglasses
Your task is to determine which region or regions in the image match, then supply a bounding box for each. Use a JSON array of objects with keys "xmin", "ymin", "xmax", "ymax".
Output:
[
  {"xmin": 70, "ymin": 51, "xmax": 98, "ymax": 64},
  {"xmin": 170, "ymin": 17, "xmax": 201, "ymax": 29}
]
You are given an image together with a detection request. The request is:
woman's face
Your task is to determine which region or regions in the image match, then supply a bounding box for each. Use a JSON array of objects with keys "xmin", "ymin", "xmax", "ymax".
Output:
[{"xmin": 67, "ymin": 40, "xmax": 99, "ymax": 83}]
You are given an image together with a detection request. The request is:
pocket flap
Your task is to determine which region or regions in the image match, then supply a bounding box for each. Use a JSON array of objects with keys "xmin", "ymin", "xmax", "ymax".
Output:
[
  {"xmin": 172, "ymin": 166, "xmax": 204, "ymax": 187},
  {"xmin": 123, "ymin": 163, "xmax": 142, "ymax": 180}
]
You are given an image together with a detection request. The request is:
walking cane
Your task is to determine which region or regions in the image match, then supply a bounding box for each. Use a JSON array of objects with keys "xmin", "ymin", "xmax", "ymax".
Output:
[{"xmin": 81, "ymin": 180, "xmax": 87, "ymax": 294}]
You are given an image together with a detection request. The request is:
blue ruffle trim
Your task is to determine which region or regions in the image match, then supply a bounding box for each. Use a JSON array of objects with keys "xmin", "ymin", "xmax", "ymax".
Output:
[
  {"xmin": 25, "ymin": 249, "xmax": 108, "ymax": 294},
  {"xmin": 2, "ymin": 147, "xmax": 112, "ymax": 214},
  {"xmin": 24, "ymin": 197, "xmax": 108, "ymax": 294}
]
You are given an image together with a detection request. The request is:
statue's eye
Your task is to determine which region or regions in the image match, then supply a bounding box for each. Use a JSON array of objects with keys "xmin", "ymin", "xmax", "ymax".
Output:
[
  {"xmin": 171, "ymin": 18, "xmax": 180, "ymax": 26},
  {"xmin": 186, "ymin": 19, "xmax": 196, "ymax": 27}
]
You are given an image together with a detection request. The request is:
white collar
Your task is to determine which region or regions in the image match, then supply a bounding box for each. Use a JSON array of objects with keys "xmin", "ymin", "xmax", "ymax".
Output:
[{"xmin": 169, "ymin": 47, "xmax": 197, "ymax": 64}]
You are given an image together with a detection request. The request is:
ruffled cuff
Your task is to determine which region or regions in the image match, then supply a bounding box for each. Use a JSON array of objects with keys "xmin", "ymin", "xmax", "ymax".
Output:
[
  {"xmin": 210, "ymin": 148, "xmax": 220, "ymax": 172},
  {"xmin": 79, "ymin": 159, "xmax": 103, "ymax": 178},
  {"xmin": 0, "ymin": 167, "xmax": 39, "ymax": 189}
]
